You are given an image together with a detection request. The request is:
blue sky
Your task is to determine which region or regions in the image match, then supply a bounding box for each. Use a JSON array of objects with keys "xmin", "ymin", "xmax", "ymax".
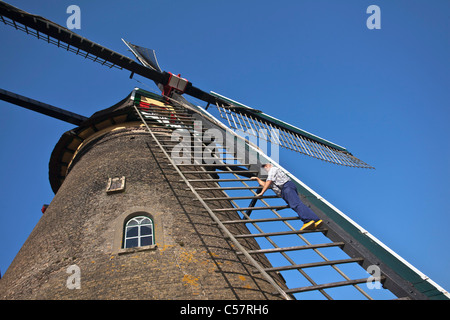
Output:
[{"xmin": 0, "ymin": 0, "xmax": 449, "ymax": 298}]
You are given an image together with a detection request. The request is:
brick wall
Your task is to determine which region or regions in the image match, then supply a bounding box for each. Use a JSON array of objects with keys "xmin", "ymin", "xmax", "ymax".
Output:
[{"xmin": 0, "ymin": 126, "xmax": 285, "ymax": 300}]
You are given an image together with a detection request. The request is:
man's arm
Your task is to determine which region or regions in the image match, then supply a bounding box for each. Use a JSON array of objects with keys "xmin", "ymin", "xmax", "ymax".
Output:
[
  {"xmin": 250, "ymin": 177, "xmax": 272, "ymax": 197},
  {"xmin": 251, "ymin": 176, "xmax": 264, "ymax": 186},
  {"xmin": 258, "ymin": 180, "xmax": 272, "ymax": 197}
]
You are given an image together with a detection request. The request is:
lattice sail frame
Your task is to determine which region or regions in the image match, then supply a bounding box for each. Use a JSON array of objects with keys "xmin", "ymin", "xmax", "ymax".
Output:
[{"xmin": 211, "ymin": 93, "xmax": 374, "ymax": 169}]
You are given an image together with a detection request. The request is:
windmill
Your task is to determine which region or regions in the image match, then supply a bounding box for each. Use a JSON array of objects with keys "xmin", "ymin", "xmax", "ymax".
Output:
[{"xmin": 0, "ymin": 2, "xmax": 448, "ymax": 300}]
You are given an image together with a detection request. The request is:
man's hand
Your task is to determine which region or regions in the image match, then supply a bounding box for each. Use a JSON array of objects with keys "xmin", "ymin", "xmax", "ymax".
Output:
[
  {"xmin": 250, "ymin": 177, "xmax": 258, "ymax": 180},
  {"xmin": 256, "ymin": 192, "xmax": 264, "ymax": 197}
]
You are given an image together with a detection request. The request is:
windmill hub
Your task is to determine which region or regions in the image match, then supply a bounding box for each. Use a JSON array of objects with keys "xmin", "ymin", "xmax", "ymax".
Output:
[{"xmin": 161, "ymin": 72, "xmax": 189, "ymax": 100}]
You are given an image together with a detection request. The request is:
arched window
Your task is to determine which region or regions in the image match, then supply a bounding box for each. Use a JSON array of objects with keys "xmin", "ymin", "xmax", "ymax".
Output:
[{"xmin": 123, "ymin": 216, "xmax": 154, "ymax": 249}]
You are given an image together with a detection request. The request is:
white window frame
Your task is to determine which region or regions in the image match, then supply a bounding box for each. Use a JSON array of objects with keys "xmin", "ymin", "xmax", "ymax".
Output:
[{"xmin": 123, "ymin": 216, "xmax": 154, "ymax": 249}]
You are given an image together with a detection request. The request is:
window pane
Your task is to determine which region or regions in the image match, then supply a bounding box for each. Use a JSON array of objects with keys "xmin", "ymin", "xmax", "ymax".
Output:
[
  {"xmin": 139, "ymin": 217, "xmax": 151, "ymax": 225},
  {"xmin": 123, "ymin": 215, "xmax": 155, "ymax": 249},
  {"xmin": 141, "ymin": 225, "xmax": 153, "ymax": 236},
  {"xmin": 125, "ymin": 238, "xmax": 138, "ymax": 248},
  {"xmin": 127, "ymin": 219, "xmax": 138, "ymax": 226},
  {"xmin": 141, "ymin": 236, "xmax": 153, "ymax": 246},
  {"xmin": 126, "ymin": 226, "xmax": 138, "ymax": 237}
]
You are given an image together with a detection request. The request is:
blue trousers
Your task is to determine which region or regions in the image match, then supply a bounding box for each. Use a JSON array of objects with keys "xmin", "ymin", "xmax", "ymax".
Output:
[{"xmin": 280, "ymin": 181, "xmax": 320, "ymax": 223}]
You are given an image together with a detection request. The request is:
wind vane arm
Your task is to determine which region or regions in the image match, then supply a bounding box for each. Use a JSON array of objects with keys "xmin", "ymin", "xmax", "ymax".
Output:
[
  {"xmin": 0, "ymin": 2, "xmax": 166, "ymax": 83},
  {"xmin": 0, "ymin": 2, "xmax": 229, "ymax": 104},
  {"xmin": 0, "ymin": 2, "xmax": 221, "ymax": 104}
]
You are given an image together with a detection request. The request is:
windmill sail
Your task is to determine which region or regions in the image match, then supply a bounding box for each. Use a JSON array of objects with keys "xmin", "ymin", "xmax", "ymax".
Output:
[{"xmin": 210, "ymin": 92, "xmax": 374, "ymax": 169}]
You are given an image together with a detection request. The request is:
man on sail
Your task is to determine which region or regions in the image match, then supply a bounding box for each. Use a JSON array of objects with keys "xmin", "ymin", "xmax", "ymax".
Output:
[{"xmin": 251, "ymin": 163, "xmax": 323, "ymax": 231}]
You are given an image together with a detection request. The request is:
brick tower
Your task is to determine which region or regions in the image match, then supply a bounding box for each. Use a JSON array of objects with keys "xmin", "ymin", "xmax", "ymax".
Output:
[{"xmin": 0, "ymin": 90, "xmax": 286, "ymax": 300}]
